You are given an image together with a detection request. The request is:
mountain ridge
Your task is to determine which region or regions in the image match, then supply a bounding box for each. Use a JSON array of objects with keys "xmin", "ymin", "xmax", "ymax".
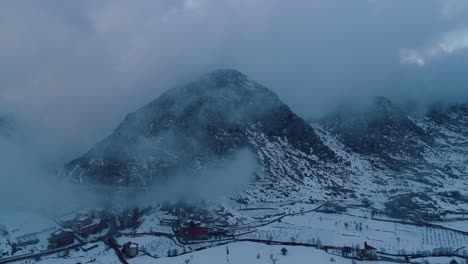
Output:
[
  {"xmin": 66, "ymin": 69, "xmax": 336, "ymax": 193},
  {"xmin": 65, "ymin": 70, "xmax": 468, "ymax": 219}
]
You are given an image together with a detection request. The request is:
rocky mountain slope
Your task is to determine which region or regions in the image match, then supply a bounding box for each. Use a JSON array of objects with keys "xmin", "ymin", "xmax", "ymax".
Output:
[
  {"xmin": 65, "ymin": 70, "xmax": 468, "ymax": 219},
  {"xmin": 315, "ymin": 98, "xmax": 468, "ymax": 219},
  {"xmin": 66, "ymin": 70, "xmax": 341, "ymax": 201},
  {"xmin": 320, "ymin": 97, "xmax": 434, "ymax": 171}
]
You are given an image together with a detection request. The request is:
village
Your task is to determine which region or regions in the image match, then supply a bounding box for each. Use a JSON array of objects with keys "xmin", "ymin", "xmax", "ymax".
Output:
[
  {"xmin": 111, "ymin": 199, "xmax": 468, "ymax": 264},
  {"xmin": 0, "ymin": 199, "xmax": 467, "ymax": 264}
]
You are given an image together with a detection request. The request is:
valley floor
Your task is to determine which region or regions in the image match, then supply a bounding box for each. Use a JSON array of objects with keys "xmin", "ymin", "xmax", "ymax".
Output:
[
  {"xmin": 128, "ymin": 241, "xmax": 392, "ymax": 264},
  {"xmin": 1, "ymin": 200, "xmax": 467, "ymax": 264}
]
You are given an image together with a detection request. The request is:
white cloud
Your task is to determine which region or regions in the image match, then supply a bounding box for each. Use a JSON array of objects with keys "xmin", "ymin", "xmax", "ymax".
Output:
[
  {"xmin": 439, "ymin": 28, "xmax": 468, "ymax": 53},
  {"xmin": 401, "ymin": 28, "xmax": 468, "ymax": 66},
  {"xmin": 400, "ymin": 49, "xmax": 426, "ymax": 66}
]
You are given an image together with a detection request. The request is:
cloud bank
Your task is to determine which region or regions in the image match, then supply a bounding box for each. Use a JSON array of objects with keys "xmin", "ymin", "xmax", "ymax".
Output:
[{"xmin": 0, "ymin": 0, "xmax": 468, "ymax": 167}]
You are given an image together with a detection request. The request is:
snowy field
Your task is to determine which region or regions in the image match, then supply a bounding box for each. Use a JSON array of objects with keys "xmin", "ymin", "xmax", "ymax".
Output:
[
  {"xmin": 1, "ymin": 205, "xmax": 467, "ymax": 264},
  {"xmin": 0, "ymin": 211, "xmax": 60, "ymax": 258},
  {"xmin": 239, "ymin": 210, "xmax": 468, "ymax": 256},
  {"xmin": 127, "ymin": 242, "xmax": 395, "ymax": 264},
  {"xmin": 36, "ymin": 242, "xmax": 121, "ymax": 264},
  {"xmin": 116, "ymin": 235, "xmax": 185, "ymax": 257}
]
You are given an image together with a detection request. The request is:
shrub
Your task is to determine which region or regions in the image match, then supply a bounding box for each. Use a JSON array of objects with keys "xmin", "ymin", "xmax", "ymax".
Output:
[{"xmin": 281, "ymin": 247, "xmax": 288, "ymax": 255}]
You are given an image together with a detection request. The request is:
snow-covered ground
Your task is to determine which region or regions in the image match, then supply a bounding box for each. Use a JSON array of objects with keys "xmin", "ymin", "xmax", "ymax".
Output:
[
  {"xmin": 127, "ymin": 242, "xmax": 394, "ymax": 264},
  {"xmin": 37, "ymin": 242, "xmax": 121, "ymax": 264},
  {"xmin": 1, "ymin": 203, "xmax": 467, "ymax": 264},
  {"xmin": 239, "ymin": 210, "xmax": 468, "ymax": 255},
  {"xmin": 0, "ymin": 211, "xmax": 60, "ymax": 258},
  {"xmin": 412, "ymin": 256, "xmax": 467, "ymax": 264}
]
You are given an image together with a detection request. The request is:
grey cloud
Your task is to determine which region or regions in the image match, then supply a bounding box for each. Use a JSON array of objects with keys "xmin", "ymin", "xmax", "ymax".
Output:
[{"xmin": 0, "ymin": 0, "xmax": 468, "ymax": 166}]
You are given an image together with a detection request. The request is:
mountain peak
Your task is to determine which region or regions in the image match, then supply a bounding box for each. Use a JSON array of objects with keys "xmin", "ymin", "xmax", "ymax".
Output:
[
  {"xmin": 180, "ymin": 69, "xmax": 253, "ymax": 94},
  {"xmin": 207, "ymin": 69, "xmax": 248, "ymax": 85},
  {"xmin": 372, "ymin": 96, "xmax": 393, "ymax": 109},
  {"xmin": 323, "ymin": 96, "xmax": 404, "ymax": 125},
  {"xmin": 368, "ymin": 96, "xmax": 410, "ymax": 122},
  {"xmin": 67, "ymin": 70, "xmax": 334, "ymax": 187}
]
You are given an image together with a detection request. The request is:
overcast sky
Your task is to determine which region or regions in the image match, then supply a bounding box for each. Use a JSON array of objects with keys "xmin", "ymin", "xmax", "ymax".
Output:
[{"xmin": 1, "ymin": 0, "xmax": 468, "ymax": 161}]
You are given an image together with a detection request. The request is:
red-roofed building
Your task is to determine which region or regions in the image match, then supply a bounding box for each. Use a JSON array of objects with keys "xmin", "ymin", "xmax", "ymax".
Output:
[
  {"xmin": 182, "ymin": 226, "xmax": 209, "ymax": 241},
  {"xmin": 359, "ymin": 242, "xmax": 377, "ymax": 259}
]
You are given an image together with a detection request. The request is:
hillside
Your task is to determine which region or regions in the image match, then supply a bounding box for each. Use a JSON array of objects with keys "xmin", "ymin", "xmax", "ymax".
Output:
[
  {"xmin": 65, "ymin": 70, "xmax": 468, "ymax": 219},
  {"xmin": 315, "ymin": 98, "xmax": 468, "ymax": 219},
  {"xmin": 66, "ymin": 70, "xmax": 341, "ymax": 201}
]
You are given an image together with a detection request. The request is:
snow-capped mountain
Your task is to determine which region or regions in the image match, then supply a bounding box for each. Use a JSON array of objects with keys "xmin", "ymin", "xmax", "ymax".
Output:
[
  {"xmin": 315, "ymin": 98, "xmax": 468, "ymax": 219},
  {"xmin": 65, "ymin": 70, "xmax": 467, "ymax": 219},
  {"xmin": 320, "ymin": 96, "xmax": 434, "ymax": 171},
  {"xmin": 66, "ymin": 69, "xmax": 338, "ymax": 200}
]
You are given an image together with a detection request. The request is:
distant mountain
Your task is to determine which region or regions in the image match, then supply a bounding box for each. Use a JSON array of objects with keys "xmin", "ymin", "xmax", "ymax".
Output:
[
  {"xmin": 320, "ymin": 96, "xmax": 434, "ymax": 170},
  {"xmin": 315, "ymin": 98, "xmax": 468, "ymax": 219},
  {"xmin": 426, "ymin": 103, "xmax": 468, "ymax": 136}
]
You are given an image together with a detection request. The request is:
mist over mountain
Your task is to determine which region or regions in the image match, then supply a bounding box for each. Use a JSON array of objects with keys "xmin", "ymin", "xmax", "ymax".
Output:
[
  {"xmin": 66, "ymin": 70, "xmax": 334, "ymax": 193},
  {"xmin": 320, "ymin": 96, "xmax": 434, "ymax": 170},
  {"xmin": 63, "ymin": 70, "xmax": 467, "ymax": 219},
  {"xmin": 1, "ymin": 2, "xmax": 468, "ymax": 262},
  {"xmin": 2, "ymin": 0, "xmax": 468, "ymax": 165}
]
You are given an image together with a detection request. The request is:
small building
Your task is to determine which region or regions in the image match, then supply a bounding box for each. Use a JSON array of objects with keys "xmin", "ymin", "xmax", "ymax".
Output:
[
  {"xmin": 359, "ymin": 242, "xmax": 377, "ymax": 259},
  {"xmin": 78, "ymin": 221, "xmax": 100, "ymax": 236},
  {"xmin": 48, "ymin": 229, "xmax": 75, "ymax": 249},
  {"xmin": 13, "ymin": 235, "xmax": 39, "ymax": 247},
  {"xmin": 318, "ymin": 201, "xmax": 347, "ymax": 213},
  {"xmin": 209, "ymin": 229, "xmax": 228, "ymax": 240},
  {"xmin": 119, "ymin": 211, "xmax": 138, "ymax": 229},
  {"xmin": 182, "ymin": 226, "xmax": 209, "ymax": 241},
  {"xmin": 341, "ymin": 246, "xmax": 352, "ymax": 257},
  {"xmin": 123, "ymin": 242, "xmax": 139, "ymax": 258},
  {"xmin": 72, "ymin": 216, "xmax": 93, "ymax": 231}
]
